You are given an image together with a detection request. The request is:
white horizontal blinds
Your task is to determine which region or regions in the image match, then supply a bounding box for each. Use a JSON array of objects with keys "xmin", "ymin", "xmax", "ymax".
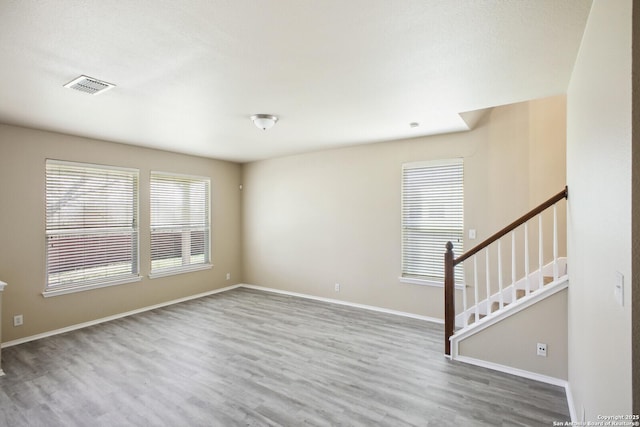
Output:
[
  {"xmin": 402, "ymin": 159, "xmax": 464, "ymax": 283},
  {"xmin": 150, "ymin": 172, "xmax": 210, "ymax": 274},
  {"xmin": 45, "ymin": 160, "xmax": 139, "ymax": 290}
]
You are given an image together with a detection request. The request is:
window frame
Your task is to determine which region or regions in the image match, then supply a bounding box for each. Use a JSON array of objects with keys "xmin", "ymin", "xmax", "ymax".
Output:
[
  {"xmin": 43, "ymin": 159, "xmax": 141, "ymax": 297},
  {"xmin": 148, "ymin": 171, "xmax": 212, "ymax": 279},
  {"xmin": 399, "ymin": 158, "xmax": 465, "ymax": 287}
]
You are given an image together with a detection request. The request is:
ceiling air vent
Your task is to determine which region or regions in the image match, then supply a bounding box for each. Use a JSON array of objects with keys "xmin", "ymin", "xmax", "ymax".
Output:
[{"xmin": 63, "ymin": 75, "xmax": 115, "ymax": 95}]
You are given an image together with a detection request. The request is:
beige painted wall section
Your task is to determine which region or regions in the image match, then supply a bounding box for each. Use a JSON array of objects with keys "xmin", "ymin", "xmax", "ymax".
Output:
[
  {"xmin": 458, "ymin": 288, "xmax": 568, "ymax": 380},
  {"xmin": 0, "ymin": 124, "xmax": 243, "ymax": 343},
  {"xmin": 567, "ymin": 0, "xmax": 633, "ymax": 419},
  {"xmin": 242, "ymin": 95, "xmax": 566, "ymax": 319}
]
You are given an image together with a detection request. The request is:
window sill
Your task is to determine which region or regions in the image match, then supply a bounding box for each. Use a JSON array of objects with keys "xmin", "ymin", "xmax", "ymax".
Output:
[
  {"xmin": 399, "ymin": 276, "xmax": 465, "ymax": 290},
  {"xmin": 148, "ymin": 263, "xmax": 213, "ymax": 279},
  {"xmin": 42, "ymin": 275, "xmax": 142, "ymax": 298}
]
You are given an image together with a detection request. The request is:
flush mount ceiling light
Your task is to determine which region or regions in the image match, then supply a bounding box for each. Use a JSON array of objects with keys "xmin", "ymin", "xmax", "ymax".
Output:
[
  {"xmin": 251, "ymin": 114, "xmax": 278, "ymax": 130},
  {"xmin": 63, "ymin": 75, "xmax": 115, "ymax": 95}
]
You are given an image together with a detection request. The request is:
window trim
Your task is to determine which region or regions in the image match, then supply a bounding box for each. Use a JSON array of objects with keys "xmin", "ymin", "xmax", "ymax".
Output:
[
  {"xmin": 149, "ymin": 171, "xmax": 212, "ymax": 278},
  {"xmin": 42, "ymin": 275, "xmax": 143, "ymax": 298},
  {"xmin": 43, "ymin": 159, "xmax": 141, "ymax": 297},
  {"xmin": 148, "ymin": 263, "xmax": 213, "ymax": 280},
  {"xmin": 400, "ymin": 158, "xmax": 464, "ymax": 286}
]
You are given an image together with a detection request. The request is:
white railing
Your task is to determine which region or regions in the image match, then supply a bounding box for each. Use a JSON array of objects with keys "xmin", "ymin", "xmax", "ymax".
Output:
[{"xmin": 444, "ymin": 187, "xmax": 568, "ymax": 356}]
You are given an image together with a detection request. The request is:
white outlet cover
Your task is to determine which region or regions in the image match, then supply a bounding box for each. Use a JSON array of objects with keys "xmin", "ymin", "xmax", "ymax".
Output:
[
  {"xmin": 13, "ymin": 315, "xmax": 23, "ymax": 326},
  {"xmin": 536, "ymin": 343, "xmax": 547, "ymax": 357}
]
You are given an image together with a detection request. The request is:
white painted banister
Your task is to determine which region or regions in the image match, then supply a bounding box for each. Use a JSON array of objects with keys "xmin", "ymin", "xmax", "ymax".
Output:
[
  {"xmin": 538, "ymin": 214, "xmax": 543, "ymax": 290},
  {"xmin": 497, "ymin": 239, "xmax": 504, "ymax": 310},
  {"xmin": 511, "ymin": 232, "xmax": 516, "ymax": 303},
  {"xmin": 485, "ymin": 250, "xmax": 490, "ymax": 311},
  {"xmin": 444, "ymin": 187, "xmax": 568, "ymax": 356},
  {"xmin": 462, "ymin": 273, "xmax": 468, "ymax": 326},
  {"xmin": 524, "ymin": 223, "xmax": 530, "ymax": 296},
  {"xmin": 553, "ymin": 204, "xmax": 558, "ymax": 281},
  {"xmin": 473, "ymin": 256, "xmax": 479, "ymax": 323}
]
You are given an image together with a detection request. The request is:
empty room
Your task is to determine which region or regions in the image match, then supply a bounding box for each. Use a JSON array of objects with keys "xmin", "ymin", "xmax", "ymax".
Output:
[{"xmin": 0, "ymin": 1, "xmax": 637, "ymax": 426}]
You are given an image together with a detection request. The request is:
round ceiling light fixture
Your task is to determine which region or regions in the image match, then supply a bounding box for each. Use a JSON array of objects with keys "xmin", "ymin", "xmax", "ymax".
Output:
[{"xmin": 251, "ymin": 114, "xmax": 279, "ymax": 130}]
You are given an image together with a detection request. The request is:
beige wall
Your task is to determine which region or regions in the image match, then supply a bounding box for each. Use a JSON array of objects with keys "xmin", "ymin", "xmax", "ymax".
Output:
[
  {"xmin": 0, "ymin": 124, "xmax": 243, "ymax": 342},
  {"xmin": 242, "ymin": 95, "xmax": 566, "ymax": 319},
  {"xmin": 458, "ymin": 288, "xmax": 568, "ymax": 380},
  {"xmin": 567, "ymin": 0, "xmax": 633, "ymax": 419}
]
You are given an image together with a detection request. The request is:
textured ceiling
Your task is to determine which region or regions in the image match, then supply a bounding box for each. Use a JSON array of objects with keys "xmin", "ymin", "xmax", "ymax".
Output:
[{"xmin": 0, "ymin": 0, "xmax": 592, "ymax": 162}]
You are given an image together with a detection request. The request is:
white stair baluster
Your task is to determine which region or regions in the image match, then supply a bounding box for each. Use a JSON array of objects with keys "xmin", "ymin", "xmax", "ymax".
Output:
[
  {"xmin": 538, "ymin": 214, "xmax": 543, "ymax": 290},
  {"xmin": 524, "ymin": 222, "xmax": 530, "ymax": 296},
  {"xmin": 553, "ymin": 204, "xmax": 558, "ymax": 281},
  {"xmin": 485, "ymin": 249, "xmax": 490, "ymax": 314},
  {"xmin": 511, "ymin": 231, "xmax": 516, "ymax": 303},
  {"xmin": 498, "ymin": 239, "xmax": 504, "ymax": 310},
  {"xmin": 462, "ymin": 263, "xmax": 468, "ymax": 326},
  {"xmin": 474, "ymin": 255, "xmax": 479, "ymax": 323}
]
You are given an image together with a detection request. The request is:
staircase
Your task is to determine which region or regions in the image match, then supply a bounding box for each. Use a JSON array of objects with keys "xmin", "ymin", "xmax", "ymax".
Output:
[
  {"xmin": 444, "ymin": 187, "xmax": 568, "ymax": 357},
  {"xmin": 456, "ymin": 257, "xmax": 567, "ymax": 328}
]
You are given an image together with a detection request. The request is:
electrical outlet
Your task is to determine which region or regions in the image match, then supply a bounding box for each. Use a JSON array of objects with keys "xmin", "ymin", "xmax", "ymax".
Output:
[
  {"xmin": 334, "ymin": 283, "xmax": 340, "ymax": 292},
  {"xmin": 226, "ymin": 273, "xmax": 231, "ymax": 281},
  {"xmin": 536, "ymin": 342, "xmax": 547, "ymax": 357},
  {"xmin": 13, "ymin": 314, "xmax": 23, "ymax": 327},
  {"xmin": 468, "ymin": 229, "xmax": 477, "ymax": 240}
]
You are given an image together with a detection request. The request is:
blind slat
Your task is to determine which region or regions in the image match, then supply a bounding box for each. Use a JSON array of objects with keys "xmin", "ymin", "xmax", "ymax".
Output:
[
  {"xmin": 402, "ymin": 159, "xmax": 464, "ymax": 283},
  {"xmin": 45, "ymin": 160, "xmax": 139, "ymax": 289},
  {"xmin": 150, "ymin": 172, "xmax": 210, "ymax": 274}
]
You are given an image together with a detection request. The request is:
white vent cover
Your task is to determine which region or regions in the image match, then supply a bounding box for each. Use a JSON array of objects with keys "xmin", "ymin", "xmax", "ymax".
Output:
[{"xmin": 63, "ymin": 75, "xmax": 115, "ymax": 95}]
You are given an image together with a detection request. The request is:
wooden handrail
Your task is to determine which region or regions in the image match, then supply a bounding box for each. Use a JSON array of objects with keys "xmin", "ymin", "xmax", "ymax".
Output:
[
  {"xmin": 443, "ymin": 186, "xmax": 568, "ymax": 356},
  {"xmin": 454, "ymin": 186, "xmax": 568, "ymax": 265}
]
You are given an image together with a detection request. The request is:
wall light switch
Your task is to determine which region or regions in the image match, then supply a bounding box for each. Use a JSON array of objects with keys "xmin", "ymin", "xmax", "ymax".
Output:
[
  {"xmin": 468, "ymin": 229, "xmax": 476, "ymax": 240},
  {"xmin": 614, "ymin": 271, "xmax": 624, "ymax": 307}
]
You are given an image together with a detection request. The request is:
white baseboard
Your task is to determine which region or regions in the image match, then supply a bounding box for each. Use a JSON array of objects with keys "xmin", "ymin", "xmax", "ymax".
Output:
[
  {"xmin": 2, "ymin": 283, "xmax": 439, "ymax": 349},
  {"xmin": 254, "ymin": 283, "xmax": 576, "ymax": 421},
  {"xmin": 1, "ymin": 281, "xmax": 575, "ymax": 420},
  {"xmin": 565, "ymin": 381, "xmax": 576, "ymax": 422},
  {"xmin": 1, "ymin": 284, "xmax": 242, "ymax": 348},
  {"xmin": 453, "ymin": 355, "xmax": 568, "ymax": 388},
  {"xmin": 240, "ymin": 283, "xmax": 444, "ymax": 324}
]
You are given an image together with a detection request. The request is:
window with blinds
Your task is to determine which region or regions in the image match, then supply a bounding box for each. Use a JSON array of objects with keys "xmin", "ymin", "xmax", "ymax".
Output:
[
  {"xmin": 401, "ymin": 159, "xmax": 464, "ymax": 284},
  {"xmin": 150, "ymin": 172, "xmax": 211, "ymax": 276},
  {"xmin": 45, "ymin": 160, "xmax": 140, "ymax": 295}
]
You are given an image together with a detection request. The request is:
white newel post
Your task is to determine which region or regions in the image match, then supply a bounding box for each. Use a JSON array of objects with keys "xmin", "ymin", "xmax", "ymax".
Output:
[{"xmin": 0, "ymin": 280, "xmax": 6, "ymax": 376}]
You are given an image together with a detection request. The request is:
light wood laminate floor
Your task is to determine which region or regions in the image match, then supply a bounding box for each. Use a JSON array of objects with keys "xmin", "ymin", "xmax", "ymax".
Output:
[{"xmin": 0, "ymin": 288, "xmax": 569, "ymax": 426}]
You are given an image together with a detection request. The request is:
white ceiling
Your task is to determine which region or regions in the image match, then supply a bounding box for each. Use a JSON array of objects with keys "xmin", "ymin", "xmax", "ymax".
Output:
[{"xmin": 0, "ymin": 0, "xmax": 592, "ymax": 163}]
